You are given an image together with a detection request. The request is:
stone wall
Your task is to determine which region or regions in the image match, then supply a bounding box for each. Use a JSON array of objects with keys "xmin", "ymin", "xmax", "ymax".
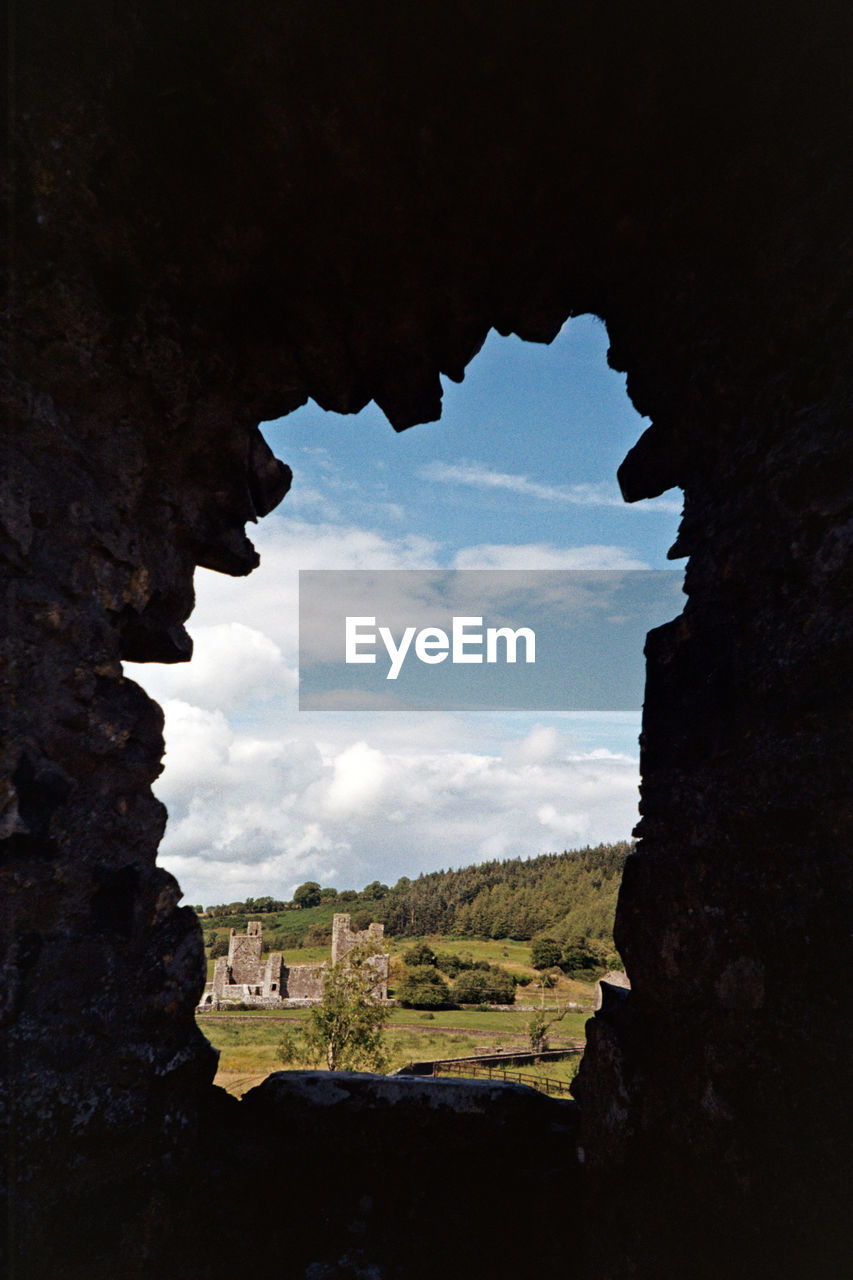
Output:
[
  {"xmin": 226, "ymin": 928, "xmax": 263, "ymax": 984},
  {"xmin": 263, "ymin": 952, "xmax": 284, "ymax": 997},
  {"xmin": 2, "ymin": 3, "xmax": 850, "ymax": 1277},
  {"xmin": 282, "ymin": 963, "xmax": 326, "ymax": 1001},
  {"xmin": 331, "ymin": 913, "xmax": 386, "ymax": 963},
  {"xmin": 331, "ymin": 913, "xmax": 390, "ymax": 998}
]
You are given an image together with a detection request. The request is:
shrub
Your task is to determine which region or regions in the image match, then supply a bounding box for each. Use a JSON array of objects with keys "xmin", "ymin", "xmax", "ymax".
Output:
[
  {"xmin": 304, "ymin": 924, "xmax": 332, "ymax": 947},
  {"xmin": 559, "ymin": 941, "xmax": 601, "ymax": 977},
  {"xmin": 434, "ymin": 952, "xmax": 473, "ymax": 977},
  {"xmin": 403, "ymin": 942, "xmax": 437, "ymax": 968},
  {"xmin": 530, "ymin": 937, "xmax": 562, "ymax": 970},
  {"xmin": 450, "ymin": 967, "xmax": 515, "ymax": 1006},
  {"xmin": 396, "ymin": 966, "xmax": 453, "ymax": 1009}
]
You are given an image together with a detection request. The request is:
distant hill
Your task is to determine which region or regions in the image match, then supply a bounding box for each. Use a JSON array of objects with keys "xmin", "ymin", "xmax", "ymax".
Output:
[
  {"xmin": 374, "ymin": 843, "xmax": 631, "ymax": 945},
  {"xmin": 197, "ymin": 841, "xmax": 631, "ymax": 954}
]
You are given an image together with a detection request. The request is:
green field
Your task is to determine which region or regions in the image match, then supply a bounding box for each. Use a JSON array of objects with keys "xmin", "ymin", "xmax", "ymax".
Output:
[{"xmin": 199, "ymin": 996, "xmax": 592, "ymax": 1097}]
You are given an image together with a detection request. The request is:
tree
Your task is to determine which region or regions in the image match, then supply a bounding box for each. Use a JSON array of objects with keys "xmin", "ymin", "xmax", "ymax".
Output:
[
  {"xmin": 402, "ymin": 941, "xmax": 436, "ymax": 967},
  {"xmin": 530, "ymin": 937, "xmax": 562, "ymax": 970},
  {"xmin": 559, "ymin": 940, "xmax": 600, "ymax": 977},
  {"xmin": 277, "ymin": 943, "xmax": 389, "ymax": 1072},
  {"xmin": 528, "ymin": 1003, "xmax": 570, "ymax": 1052},
  {"xmin": 396, "ymin": 966, "xmax": 451, "ymax": 1009},
  {"xmin": 361, "ymin": 880, "xmax": 390, "ymax": 900},
  {"xmin": 434, "ymin": 952, "xmax": 473, "ymax": 978},
  {"xmin": 293, "ymin": 881, "xmax": 322, "ymax": 909},
  {"xmin": 450, "ymin": 967, "xmax": 515, "ymax": 1006}
]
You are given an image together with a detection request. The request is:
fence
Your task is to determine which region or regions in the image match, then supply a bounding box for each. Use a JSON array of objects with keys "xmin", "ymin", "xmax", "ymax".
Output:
[
  {"xmin": 432, "ymin": 1058, "xmax": 578, "ymax": 1097},
  {"xmin": 396, "ymin": 1045, "xmax": 583, "ymax": 1098}
]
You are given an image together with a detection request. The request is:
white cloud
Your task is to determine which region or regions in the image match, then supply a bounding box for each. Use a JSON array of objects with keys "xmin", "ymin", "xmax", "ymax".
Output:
[
  {"xmin": 325, "ymin": 741, "xmax": 389, "ymax": 816},
  {"xmin": 505, "ymin": 724, "xmax": 560, "ymax": 765},
  {"xmin": 147, "ymin": 698, "xmax": 640, "ymax": 905},
  {"xmin": 420, "ymin": 459, "xmax": 682, "ymax": 515},
  {"xmin": 451, "ymin": 543, "xmax": 648, "ymax": 570},
  {"xmin": 133, "ymin": 623, "xmax": 290, "ymax": 711},
  {"xmin": 128, "ymin": 510, "xmax": 649, "ymax": 906}
]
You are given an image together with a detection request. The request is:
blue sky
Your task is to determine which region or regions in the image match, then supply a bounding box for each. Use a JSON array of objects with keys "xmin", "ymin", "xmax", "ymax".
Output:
[
  {"xmin": 267, "ymin": 315, "xmax": 679, "ymax": 567},
  {"xmin": 129, "ymin": 316, "xmax": 684, "ymax": 907}
]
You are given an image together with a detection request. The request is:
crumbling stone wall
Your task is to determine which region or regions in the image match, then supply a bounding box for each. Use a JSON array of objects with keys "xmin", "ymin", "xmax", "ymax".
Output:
[
  {"xmin": 2, "ymin": 3, "xmax": 850, "ymax": 1278},
  {"xmin": 331, "ymin": 915, "xmax": 390, "ymax": 999},
  {"xmin": 331, "ymin": 914, "xmax": 386, "ymax": 965},
  {"xmin": 281, "ymin": 963, "xmax": 326, "ymax": 1001},
  {"xmin": 224, "ymin": 922, "xmax": 263, "ymax": 984}
]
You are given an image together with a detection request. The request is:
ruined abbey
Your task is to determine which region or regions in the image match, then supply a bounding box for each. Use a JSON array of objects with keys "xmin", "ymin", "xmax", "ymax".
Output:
[{"xmin": 207, "ymin": 914, "xmax": 389, "ymax": 1007}]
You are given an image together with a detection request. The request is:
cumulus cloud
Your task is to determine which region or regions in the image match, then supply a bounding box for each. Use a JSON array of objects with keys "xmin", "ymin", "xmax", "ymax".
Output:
[
  {"xmin": 149, "ymin": 703, "xmax": 640, "ymax": 905},
  {"xmin": 134, "ymin": 623, "xmax": 291, "ymax": 711},
  {"xmin": 128, "ymin": 511, "xmax": 650, "ymax": 906}
]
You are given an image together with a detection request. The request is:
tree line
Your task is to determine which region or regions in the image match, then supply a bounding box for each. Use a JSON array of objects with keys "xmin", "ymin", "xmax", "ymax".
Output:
[
  {"xmin": 197, "ymin": 841, "xmax": 630, "ymax": 951},
  {"xmin": 372, "ymin": 843, "xmax": 630, "ymax": 945}
]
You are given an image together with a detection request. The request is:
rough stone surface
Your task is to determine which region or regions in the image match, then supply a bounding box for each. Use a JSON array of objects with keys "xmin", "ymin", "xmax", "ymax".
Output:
[{"xmin": 2, "ymin": 2, "xmax": 851, "ymax": 1277}]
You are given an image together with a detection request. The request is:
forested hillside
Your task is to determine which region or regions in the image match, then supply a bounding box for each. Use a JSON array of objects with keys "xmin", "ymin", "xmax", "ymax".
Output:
[
  {"xmin": 197, "ymin": 843, "xmax": 631, "ymax": 955},
  {"xmin": 375, "ymin": 843, "xmax": 630, "ymax": 944}
]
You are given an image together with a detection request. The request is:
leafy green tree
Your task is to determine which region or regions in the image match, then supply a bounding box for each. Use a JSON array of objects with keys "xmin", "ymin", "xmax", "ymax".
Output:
[
  {"xmin": 403, "ymin": 941, "xmax": 437, "ymax": 968},
  {"xmin": 293, "ymin": 881, "xmax": 322, "ymax": 909},
  {"xmin": 530, "ymin": 937, "xmax": 562, "ymax": 970},
  {"xmin": 528, "ymin": 1003, "xmax": 570, "ymax": 1052},
  {"xmin": 277, "ymin": 943, "xmax": 389, "ymax": 1071},
  {"xmin": 434, "ymin": 952, "xmax": 473, "ymax": 977},
  {"xmin": 361, "ymin": 880, "xmax": 390, "ymax": 900},
  {"xmin": 396, "ymin": 966, "xmax": 451, "ymax": 1009},
  {"xmin": 559, "ymin": 941, "xmax": 600, "ymax": 976},
  {"xmin": 450, "ymin": 967, "xmax": 515, "ymax": 1005}
]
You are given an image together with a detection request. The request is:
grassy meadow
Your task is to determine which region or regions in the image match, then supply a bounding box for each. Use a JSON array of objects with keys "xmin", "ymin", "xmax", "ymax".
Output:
[{"xmin": 198, "ymin": 931, "xmax": 596, "ymax": 1097}]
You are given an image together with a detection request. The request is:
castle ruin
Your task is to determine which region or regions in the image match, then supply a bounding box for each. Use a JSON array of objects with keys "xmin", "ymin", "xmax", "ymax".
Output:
[{"xmin": 207, "ymin": 914, "xmax": 390, "ymax": 1008}]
